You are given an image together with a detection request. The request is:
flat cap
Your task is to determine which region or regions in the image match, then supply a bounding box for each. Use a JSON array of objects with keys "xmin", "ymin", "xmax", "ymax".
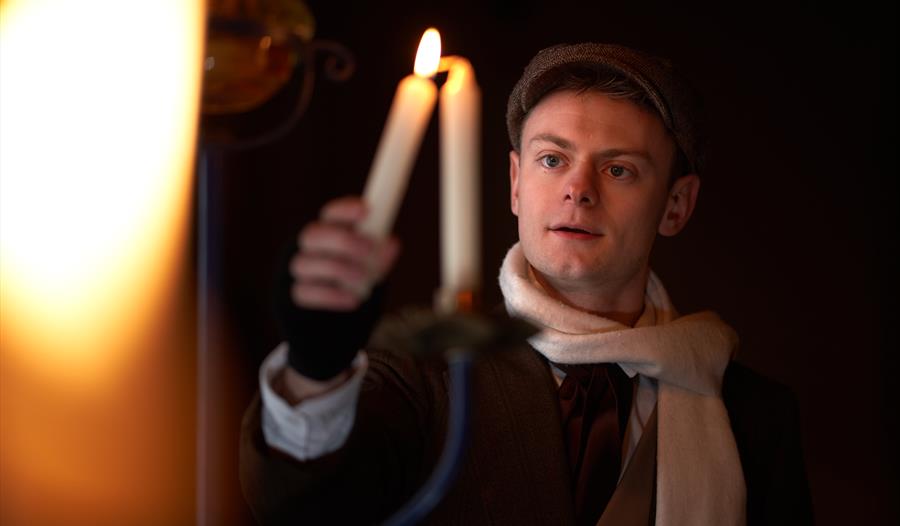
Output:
[{"xmin": 506, "ymin": 42, "xmax": 704, "ymax": 174}]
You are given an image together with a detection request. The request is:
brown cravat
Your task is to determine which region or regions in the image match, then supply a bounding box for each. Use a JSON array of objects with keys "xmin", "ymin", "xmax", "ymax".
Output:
[{"xmin": 555, "ymin": 363, "xmax": 634, "ymax": 526}]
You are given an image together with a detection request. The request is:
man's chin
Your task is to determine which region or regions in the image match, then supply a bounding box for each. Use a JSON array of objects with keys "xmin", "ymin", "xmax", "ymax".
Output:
[{"xmin": 531, "ymin": 259, "xmax": 609, "ymax": 285}]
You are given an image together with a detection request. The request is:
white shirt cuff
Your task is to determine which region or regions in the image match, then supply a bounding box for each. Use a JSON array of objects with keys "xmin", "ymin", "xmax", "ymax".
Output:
[{"xmin": 259, "ymin": 342, "xmax": 368, "ymax": 461}]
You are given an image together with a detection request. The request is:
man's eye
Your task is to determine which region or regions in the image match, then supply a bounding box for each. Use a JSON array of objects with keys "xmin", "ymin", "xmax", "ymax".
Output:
[
  {"xmin": 540, "ymin": 155, "xmax": 562, "ymax": 168},
  {"xmin": 608, "ymin": 165, "xmax": 632, "ymax": 178}
]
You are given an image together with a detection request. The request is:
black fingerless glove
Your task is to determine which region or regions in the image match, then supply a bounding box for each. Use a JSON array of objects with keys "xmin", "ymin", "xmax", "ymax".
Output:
[{"xmin": 276, "ymin": 250, "xmax": 387, "ymax": 381}]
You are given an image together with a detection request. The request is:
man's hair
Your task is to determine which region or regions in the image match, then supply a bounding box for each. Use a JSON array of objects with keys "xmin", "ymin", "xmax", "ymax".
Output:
[
  {"xmin": 506, "ymin": 43, "xmax": 704, "ymax": 179},
  {"xmin": 517, "ymin": 63, "xmax": 691, "ymax": 181}
]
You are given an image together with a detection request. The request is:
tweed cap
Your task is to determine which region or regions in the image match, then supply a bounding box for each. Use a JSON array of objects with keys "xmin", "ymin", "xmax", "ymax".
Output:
[{"xmin": 507, "ymin": 42, "xmax": 704, "ymax": 174}]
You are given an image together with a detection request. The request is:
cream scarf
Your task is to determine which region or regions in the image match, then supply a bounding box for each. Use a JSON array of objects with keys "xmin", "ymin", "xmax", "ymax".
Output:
[{"xmin": 498, "ymin": 243, "xmax": 746, "ymax": 526}]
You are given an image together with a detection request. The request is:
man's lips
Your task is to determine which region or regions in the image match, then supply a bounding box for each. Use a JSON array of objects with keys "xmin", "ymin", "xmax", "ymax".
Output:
[{"xmin": 549, "ymin": 224, "xmax": 601, "ymax": 239}]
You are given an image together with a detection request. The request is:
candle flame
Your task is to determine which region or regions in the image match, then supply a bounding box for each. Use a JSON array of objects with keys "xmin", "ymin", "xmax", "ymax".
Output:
[{"xmin": 413, "ymin": 28, "xmax": 441, "ymax": 77}]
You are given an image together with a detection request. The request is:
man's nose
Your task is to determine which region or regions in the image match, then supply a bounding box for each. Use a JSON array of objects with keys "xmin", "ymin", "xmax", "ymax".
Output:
[{"xmin": 564, "ymin": 163, "xmax": 598, "ymax": 206}]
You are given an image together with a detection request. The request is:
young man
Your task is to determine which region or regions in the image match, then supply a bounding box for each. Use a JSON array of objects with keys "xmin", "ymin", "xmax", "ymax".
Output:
[{"xmin": 240, "ymin": 43, "xmax": 813, "ymax": 525}]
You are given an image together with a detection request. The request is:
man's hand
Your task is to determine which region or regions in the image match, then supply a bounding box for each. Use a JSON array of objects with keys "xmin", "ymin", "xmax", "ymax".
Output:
[
  {"xmin": 278, "ymin": 196, "xmax": 400, "ymax": 395},
  {"xmin": 290, "ymin": 196, "xmax": 400, "ymax": 311}
]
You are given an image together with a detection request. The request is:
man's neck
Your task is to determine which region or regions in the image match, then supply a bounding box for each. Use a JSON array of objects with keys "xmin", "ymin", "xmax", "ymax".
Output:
[{"xmin": 531, "ymin": 266, "xmax": 648, "ymax": 327}]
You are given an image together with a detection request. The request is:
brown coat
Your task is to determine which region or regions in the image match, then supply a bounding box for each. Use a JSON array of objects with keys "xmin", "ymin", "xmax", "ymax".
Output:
[{"xmin": 240, "ymin": 338, "xmax": 812, "ymax": 525}]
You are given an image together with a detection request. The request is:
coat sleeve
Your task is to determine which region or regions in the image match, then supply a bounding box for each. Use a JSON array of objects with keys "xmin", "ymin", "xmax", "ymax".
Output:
[
  {"xmin": 239, "ymin": 348, "xmax": 437, "ymax": 525},
  {"xmin": 723, "ymin": 362, "xmax": 814, "ymax": 526}
]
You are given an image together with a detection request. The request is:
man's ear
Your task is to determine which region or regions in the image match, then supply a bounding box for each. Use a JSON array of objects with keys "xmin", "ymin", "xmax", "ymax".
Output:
[
  {"xmin": 658, "ymin": 174, "xmax": 700, "ymax": 237},
  {"xmin": 509, "ymin": 150, "xmax": 520, "ymax": 216}
]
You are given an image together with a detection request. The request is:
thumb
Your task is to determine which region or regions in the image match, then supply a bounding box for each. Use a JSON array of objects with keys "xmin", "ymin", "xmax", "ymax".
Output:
[{"xmin": 374, "ymin": 236, "xmax": 401, "ymax": 280}]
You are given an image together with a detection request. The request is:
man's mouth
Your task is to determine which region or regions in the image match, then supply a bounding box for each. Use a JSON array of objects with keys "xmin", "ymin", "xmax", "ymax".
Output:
[
  {"xmin": 549, "ymin": 224, "xmax": 600, "ymax": 239},
  {"xmin": 554, "ymin": 226, "xmax": 592, "ymax": 234}
]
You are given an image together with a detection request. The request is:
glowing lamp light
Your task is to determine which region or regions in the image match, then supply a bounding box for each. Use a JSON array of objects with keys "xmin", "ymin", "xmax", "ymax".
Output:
[{"xmin": 0, "ymin": 0, "xmax": 204, "ymax": 523}]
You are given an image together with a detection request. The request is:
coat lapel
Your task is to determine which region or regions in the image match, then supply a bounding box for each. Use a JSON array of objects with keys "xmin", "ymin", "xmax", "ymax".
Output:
[
  {"xmin": 464, "ymin": 345, "xmax": 576, "ymax": 525},
  {"xmin": 596, "ymin": 408, "xmax": 657, "ymax": 526}
]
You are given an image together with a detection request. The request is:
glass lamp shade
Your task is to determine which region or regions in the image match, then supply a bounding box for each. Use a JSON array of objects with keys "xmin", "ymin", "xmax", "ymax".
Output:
[{"xmin": 202, "ymin": 0, "xmax": 315, "ymax": 115}]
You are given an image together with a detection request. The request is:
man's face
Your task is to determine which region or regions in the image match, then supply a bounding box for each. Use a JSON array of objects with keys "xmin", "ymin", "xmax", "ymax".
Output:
[{"xmin": 510, "ymin": 89, "xmax": 681, "ymax": 292}]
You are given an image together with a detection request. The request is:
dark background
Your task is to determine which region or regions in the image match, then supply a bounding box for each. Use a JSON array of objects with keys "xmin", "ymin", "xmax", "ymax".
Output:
[{"xmin": 201, "ymin": 1, "xmax": 898, "ymax": 524}]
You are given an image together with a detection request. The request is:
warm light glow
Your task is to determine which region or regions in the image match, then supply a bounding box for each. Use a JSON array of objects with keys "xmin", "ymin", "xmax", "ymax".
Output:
[
  {"xmin": 0, "ymin": 0, "xmax": 203, "ymax": 523},
  {"xmin": 413, "ymin": 28, "xmax": 441, "ymax": 77},
  {"xmin": 0, "ymin": 0, "xmax": 201, "ymax": 386}
]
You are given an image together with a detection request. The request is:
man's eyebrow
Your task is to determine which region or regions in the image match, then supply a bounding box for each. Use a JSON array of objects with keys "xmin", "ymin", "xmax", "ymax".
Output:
[
  {"xmin": 528, "ymin": 133, "xmax": 574, "ymax": 150},
  {"xmin": 595, "ymin": 148, "xmax": 653, "ymax": 163}
]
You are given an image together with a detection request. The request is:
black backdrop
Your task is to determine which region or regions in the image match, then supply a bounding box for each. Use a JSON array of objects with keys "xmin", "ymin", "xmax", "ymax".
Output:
[{"xmin": 203, "ymin": 1, "xmax": 898, "ymax": 524}]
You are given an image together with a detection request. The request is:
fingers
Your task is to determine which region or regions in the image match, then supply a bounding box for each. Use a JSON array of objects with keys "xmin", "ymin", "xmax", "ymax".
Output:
[
  {"xmin": 290, "ymin": 253, "xmax": 369, "ymax": 290},
  {"xmin": 299, "ymin": 222, "xmax": 374, "ymax": 262},
  {"xmin": 290, "ymin": 196, "xmax": 400, "ymax": 311},
  {"xmin": 375, "ymin": 237, "xmax": 401, "ymax": 280},
  {"xmin": 320, "ymin": 196, "xmax": 368, "ymax": 225},
  {"xmin": 291, "ymin": 281, "xmax": 360, "ymax": 311}
]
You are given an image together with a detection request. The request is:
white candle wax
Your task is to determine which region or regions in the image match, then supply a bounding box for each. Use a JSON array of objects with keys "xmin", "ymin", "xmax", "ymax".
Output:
[
  {"xmin": 360, "ymin": 75, "xmax": 437, "ymax": 239},
  {"xmin": 439, "ymin": 57, "xmax": 481, "ymax": 302},
  {"xmin": 360, "ymin": 30, "xmax": 440, "ymax": 240}
]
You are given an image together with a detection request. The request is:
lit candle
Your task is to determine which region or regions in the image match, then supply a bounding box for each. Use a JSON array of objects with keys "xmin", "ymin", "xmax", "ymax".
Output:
[
  {"xmin": 359, "ymin": 29, "xmax": 441, "ymax": 239},
  {"xmin": 439, "ymin": 56, "xmax": 481, "ymax": 311}
]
